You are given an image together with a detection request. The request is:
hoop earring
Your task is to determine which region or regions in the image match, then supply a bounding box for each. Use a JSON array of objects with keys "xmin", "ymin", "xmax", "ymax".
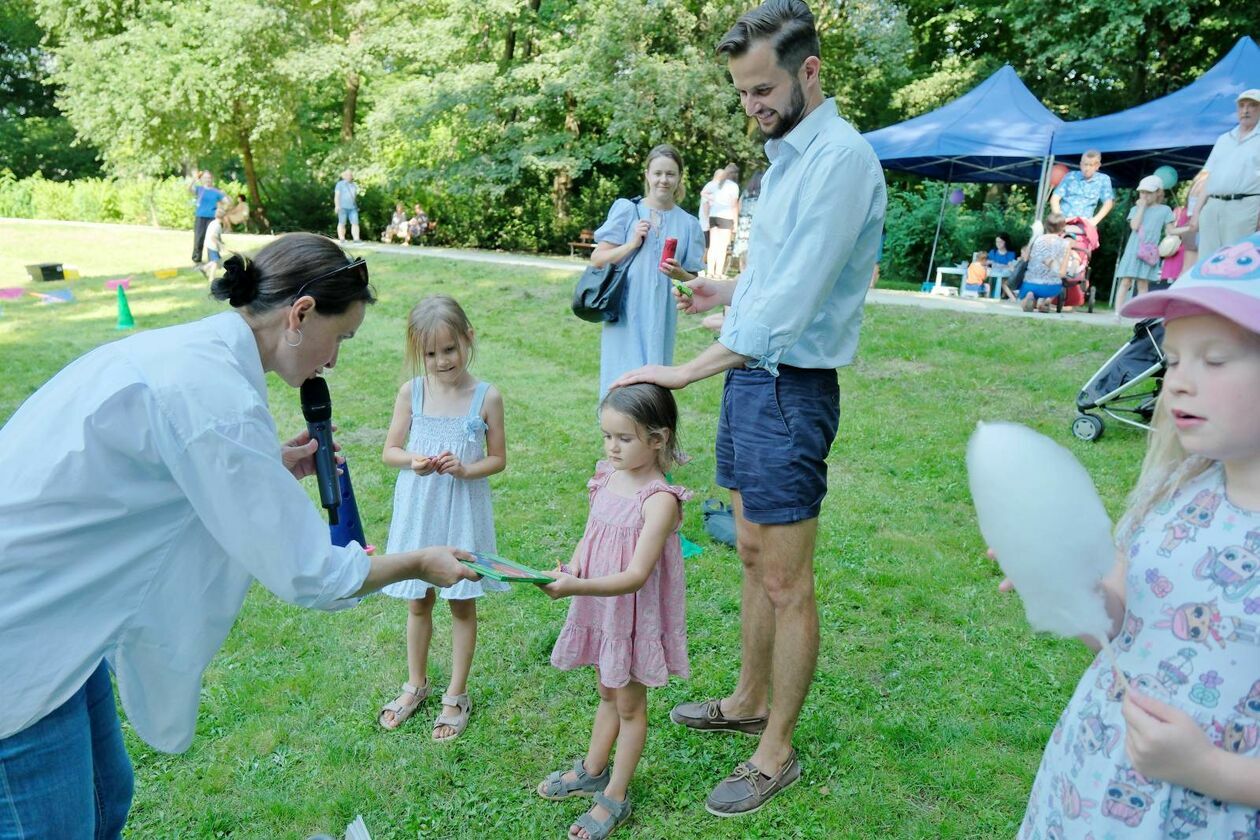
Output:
[{"xmin": 285, "ymin": 329, "xmax": 303, "ymax": 348}]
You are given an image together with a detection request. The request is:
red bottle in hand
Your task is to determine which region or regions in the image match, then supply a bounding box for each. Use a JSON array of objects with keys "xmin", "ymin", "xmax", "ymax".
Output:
[{"xmin": 659, "ymin": 237, "xmax": 678, "ymax": 272}]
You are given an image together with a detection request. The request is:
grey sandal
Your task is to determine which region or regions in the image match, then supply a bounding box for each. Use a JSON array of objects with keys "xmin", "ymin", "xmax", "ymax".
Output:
[
  {"xmin": 537, "ymin": 759, "xmax": 610, "ymax": 801},
  {"xmin": 569, "ymin": 791, "xmax": 631, "ymax": 840},
  {"xmin": 432, "ymin": 692, "xmax": 471, "ymax": 742}
]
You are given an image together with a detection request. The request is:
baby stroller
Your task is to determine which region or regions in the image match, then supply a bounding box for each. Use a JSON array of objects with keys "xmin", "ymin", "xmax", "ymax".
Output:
[
  {"xmin": 1072, "ymin": 318, "xmax": 1164, "ymax": 441},
  {"xmin": 1062, "ymin": 217, "xmax": 1098, "ymax": 313}
]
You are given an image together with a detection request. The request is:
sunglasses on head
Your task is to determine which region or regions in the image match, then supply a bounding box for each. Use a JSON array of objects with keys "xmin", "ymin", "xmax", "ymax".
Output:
[{"xmin": 290, "ymin": 257, "xmax": 369, "ymax": 302}]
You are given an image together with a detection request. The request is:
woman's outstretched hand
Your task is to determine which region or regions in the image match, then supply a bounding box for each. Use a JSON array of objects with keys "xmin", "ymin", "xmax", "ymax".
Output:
[{"xmin": 419, "ymin": 547, "xmax": 478, "ymax": 587}]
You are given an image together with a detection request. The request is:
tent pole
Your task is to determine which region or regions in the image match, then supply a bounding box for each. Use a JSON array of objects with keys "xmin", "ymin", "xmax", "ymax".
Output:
[
  {"xmin": 1108, "ymin": 225, "xmax": 1127, "ymax": 310},
  {"xmin": 1034, "ymin": 151, "xmax": 1052, "ymax": 223},
  {"xmin": 925, "ymin": 178, "xmax": 951, "ymax": 289}
]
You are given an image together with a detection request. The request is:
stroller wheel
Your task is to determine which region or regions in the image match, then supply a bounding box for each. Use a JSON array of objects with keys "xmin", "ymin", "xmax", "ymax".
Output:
[{"xmin": 1071, "ymin": 414, "xmax": 1105, "ymax": 442}]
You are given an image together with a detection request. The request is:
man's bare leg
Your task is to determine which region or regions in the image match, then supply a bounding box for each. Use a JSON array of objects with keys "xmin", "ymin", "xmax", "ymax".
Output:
[
  {"xmin": 720, "ymin": 490, "xmax": 773, "ymax": 720},
  {"xmin": 744, "ymin": 516, "xmax": 819, "ymax": 775}
]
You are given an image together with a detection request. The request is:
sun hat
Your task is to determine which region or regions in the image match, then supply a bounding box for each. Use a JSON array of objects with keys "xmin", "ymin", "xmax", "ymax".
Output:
[
  {"xmin": 1137, "ymin": 174, "xmax": 1163, "ymax": 193},
  {"xmin": 1158, "ymin": 234, "xmax": 1181, "ymax": 258},
  {"xmin": 1237, "ymin": 88, "xmax": 1260, "ymax": 104},
  {"xmin": 1121, "ymin": 232, "xmax": 1260, "ymax": 332}
]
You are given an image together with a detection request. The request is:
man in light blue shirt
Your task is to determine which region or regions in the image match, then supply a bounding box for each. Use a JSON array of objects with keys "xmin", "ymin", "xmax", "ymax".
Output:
[
  {"xmin": 1051, "ymin": 150, "xmax": 1115, "ymax": 226},
  {"xmin": 614, "ymin": 0, "xmax": 885, "ymax": 819},
  {"xmin": 334, "ymin": 169, "xmax": 361, "ymax": 242}
]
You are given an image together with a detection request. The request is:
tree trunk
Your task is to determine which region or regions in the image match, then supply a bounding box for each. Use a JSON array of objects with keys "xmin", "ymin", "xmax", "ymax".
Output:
[
  {"xmin": 342, "ymin": 71, "xmax": 360, "ymax": 142},
  {"xmin": 520, "ymin": 0, "xmax": 540, "ymax": 63},
  {"xmin": 238, "ymin": 129, "xmax": 270, "ymax": 233},
  {"xmin": 341, "ymin": 26, "xmax": 365, "ymax": 141},
  {"xmin": 503, "ymin": 26, "xmax": 516, "ymax": 65}
]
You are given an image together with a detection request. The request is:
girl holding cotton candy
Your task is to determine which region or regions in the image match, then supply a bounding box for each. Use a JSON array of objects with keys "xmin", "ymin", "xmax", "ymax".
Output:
[{"xmin": 974, "ymin": 234, "xmax": 1260, "ymax": 837}]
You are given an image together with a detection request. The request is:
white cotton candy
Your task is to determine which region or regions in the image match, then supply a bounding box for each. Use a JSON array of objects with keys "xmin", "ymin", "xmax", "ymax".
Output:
[{"xmin": 967, "ymin": 421, "xmax": 1115, "ymax": 646}]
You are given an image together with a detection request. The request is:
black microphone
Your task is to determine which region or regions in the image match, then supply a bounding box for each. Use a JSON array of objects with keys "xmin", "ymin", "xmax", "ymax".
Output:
[{"xmin": 300, "ymin": 377, "xmax": 341, "ymax": 525}]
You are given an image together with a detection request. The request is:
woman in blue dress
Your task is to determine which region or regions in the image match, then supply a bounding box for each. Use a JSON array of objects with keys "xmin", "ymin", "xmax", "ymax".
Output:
[{"xmin": 592, "ymin": 144, "xmax": 704, "ymax": 399}]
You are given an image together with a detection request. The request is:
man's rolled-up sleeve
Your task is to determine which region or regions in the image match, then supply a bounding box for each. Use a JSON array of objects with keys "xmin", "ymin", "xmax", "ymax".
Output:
[{"xmin": 719, "ymin": 150, "xmax": 882, "ymax": 374}]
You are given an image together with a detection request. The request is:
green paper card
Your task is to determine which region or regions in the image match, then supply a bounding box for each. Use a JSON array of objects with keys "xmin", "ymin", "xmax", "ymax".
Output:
[{"xmin": 460, "ymin": 552, "xmax": 553, "ymax": 583}]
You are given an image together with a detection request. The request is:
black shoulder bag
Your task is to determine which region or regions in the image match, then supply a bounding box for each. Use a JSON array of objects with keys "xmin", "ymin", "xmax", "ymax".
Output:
[{"xmin": 571, "ymin": 198, "xmax": 644, "ymax": 323}]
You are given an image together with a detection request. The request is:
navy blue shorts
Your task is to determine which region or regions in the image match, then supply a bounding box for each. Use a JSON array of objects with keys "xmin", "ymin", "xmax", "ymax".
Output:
[{"xmin": 715, "ymin": 365, "xmax": 840, "ymax": 525}]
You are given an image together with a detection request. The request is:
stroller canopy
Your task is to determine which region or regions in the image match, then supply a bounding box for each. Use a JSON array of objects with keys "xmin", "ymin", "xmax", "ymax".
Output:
[{"xmin": 862, "ymin": 65, "xmax": 1064, "ymax": 184}]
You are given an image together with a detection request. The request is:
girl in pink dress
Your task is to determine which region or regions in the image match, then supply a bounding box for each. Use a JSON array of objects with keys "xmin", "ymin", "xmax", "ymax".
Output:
[{"xmin": 537, "ymin": 384, "xmax": 691, "ymax": 840}]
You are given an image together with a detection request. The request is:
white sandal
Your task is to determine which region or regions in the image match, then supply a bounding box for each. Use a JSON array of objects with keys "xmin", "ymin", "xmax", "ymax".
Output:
[{"xmin": 432, "ymin": 692, "xmax": 472, "ymax": 741}]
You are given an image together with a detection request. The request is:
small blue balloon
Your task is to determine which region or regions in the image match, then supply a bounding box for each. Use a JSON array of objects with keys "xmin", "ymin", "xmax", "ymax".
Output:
[
  {"xmin": 1155, "ymin": 165, "xmax": 1178, "ymax": 190},
  {"xmin": 949, "ymin": 188, "xmax": 965, "ymax": 205}
]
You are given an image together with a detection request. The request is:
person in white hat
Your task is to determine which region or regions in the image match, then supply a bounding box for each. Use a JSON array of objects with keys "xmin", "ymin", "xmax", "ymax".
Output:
[
  {"xmin": 1113, "ymin": 173, "xmax": 1175, "ymax": 319},
  {"xmin": 1197, "ymin": 89, "xmax": 1260, "ymax": 256}
]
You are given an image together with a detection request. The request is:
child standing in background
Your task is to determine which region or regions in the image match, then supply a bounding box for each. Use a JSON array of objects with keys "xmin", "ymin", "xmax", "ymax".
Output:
[
  {"xmin": 202, "ymin": 209, "xmax": 226, "ymax": 280},
  {"xmin": 1113, "ymin": 175, "xmax": 1176, "ymax": 319}
]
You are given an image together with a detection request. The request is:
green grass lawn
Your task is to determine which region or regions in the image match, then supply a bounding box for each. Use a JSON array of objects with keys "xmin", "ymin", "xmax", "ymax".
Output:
[{"xmin": 0, "ymin": 222, "xmax": 1143, "ymax": 838}]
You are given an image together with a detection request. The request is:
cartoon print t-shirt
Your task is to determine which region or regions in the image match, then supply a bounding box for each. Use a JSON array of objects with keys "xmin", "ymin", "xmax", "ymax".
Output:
[{"xmin": 1020, "ymin": 466, "xmax": 1260, "ymax": 839}]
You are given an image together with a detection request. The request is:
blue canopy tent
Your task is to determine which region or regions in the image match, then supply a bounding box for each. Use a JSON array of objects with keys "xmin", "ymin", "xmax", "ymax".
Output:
[
  {"xmin": 1051, "ymin": 36, "xmax": 1259, "ymax": 306},
  {"xmin": 864, "ymin": 64, "xmax": 1063, "ymax": 184},
  {"xmin": 1051, "ymin": 36, "xmax": 1260, "ymax": 187},
  {"xmin": 863, "ymin": 65, "xmax": 1064, "ymax": 285}
]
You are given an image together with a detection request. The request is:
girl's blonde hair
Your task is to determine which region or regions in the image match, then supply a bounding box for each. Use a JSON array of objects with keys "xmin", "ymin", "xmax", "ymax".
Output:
[
  {"xmin": 600, "ymin": 384, "xmax": 683, "ymax": 473},
  {"xmin": 405, "ymin": 295, "xmax": 475, "ymax": 377},
  {"xmin": 642, "ymin": 144, "xmax": 687, "ymax": 203},
  {"xmin": 1116, "ymin": 391, "xmax": 1214, "ymax": 545}
]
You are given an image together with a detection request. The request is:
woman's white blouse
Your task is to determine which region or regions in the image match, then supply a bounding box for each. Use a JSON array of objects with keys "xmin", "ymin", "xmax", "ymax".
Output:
[{"xmin": 0, "ymin": 312, "xmax": 370, "ymax": 752}]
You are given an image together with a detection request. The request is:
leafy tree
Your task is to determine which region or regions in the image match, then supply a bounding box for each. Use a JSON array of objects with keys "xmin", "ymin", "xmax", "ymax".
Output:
[
  {"xmin": 37, "ymin": 0, "xmax": 300, "ymax": 215},
  {"xmin": 0, "ymin": 0, "xmax": 100, "ymax": 179}
]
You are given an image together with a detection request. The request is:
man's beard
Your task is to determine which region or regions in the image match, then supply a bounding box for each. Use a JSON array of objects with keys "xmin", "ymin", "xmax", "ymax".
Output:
[{"xmin": 761, "ymin": 78, "xmax": 806, "ymax": 140}]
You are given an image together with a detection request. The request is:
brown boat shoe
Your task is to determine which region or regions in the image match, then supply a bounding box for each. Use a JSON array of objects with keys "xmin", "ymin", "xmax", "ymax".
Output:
[
  {"xmin": 704, "ymin": 750, "xmax": 801, "ymax": 817},
  {"xmin": 668, "ymin": 698, "xmax": 768, "ymax": 735}
]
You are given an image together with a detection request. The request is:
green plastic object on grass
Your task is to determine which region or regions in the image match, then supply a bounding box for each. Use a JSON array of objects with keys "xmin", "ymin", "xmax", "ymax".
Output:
[{"xmin": 116, "ymin": 285, "xmax": 135, "ymax": 330}]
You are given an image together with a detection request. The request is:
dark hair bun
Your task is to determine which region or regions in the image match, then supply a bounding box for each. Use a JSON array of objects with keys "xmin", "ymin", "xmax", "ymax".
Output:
[{"xmin": 211, "ymin": 255, "xmax": 260, "ymax": 307}]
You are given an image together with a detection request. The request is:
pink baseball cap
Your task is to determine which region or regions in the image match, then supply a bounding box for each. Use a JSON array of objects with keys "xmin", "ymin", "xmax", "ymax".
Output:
[{"xmin": 1121, "ymin": 232, "xmax": 1260, "ymax": 332}]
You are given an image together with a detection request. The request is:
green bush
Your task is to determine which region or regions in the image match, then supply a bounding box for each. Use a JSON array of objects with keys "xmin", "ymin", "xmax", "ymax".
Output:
[
  {"xmin": 0, "ymin": 173, "xmax": 249, "ymax": 229},
  {"xmin": 0, "ymin": 170, "xmax": 36, "ymax": 217}
]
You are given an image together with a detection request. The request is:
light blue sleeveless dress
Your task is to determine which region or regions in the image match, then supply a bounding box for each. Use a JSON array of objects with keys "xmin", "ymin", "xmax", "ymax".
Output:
[
  {"xmin": 1115, "ymin": 203, "xmax": 1174, "ymax": 283},
  {"xmin": 381, "ymin": 379, "xmax": 508, "ymax": 601},
  {"xmin": 596, "ymin": 198, "xmax": 704, "ymax": 399}
]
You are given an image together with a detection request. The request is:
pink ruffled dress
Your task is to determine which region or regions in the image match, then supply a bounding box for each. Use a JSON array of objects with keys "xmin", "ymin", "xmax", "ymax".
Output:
[{"xmin": 550, "ymin": 461, "xmax": 691, "ymax": 688}]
